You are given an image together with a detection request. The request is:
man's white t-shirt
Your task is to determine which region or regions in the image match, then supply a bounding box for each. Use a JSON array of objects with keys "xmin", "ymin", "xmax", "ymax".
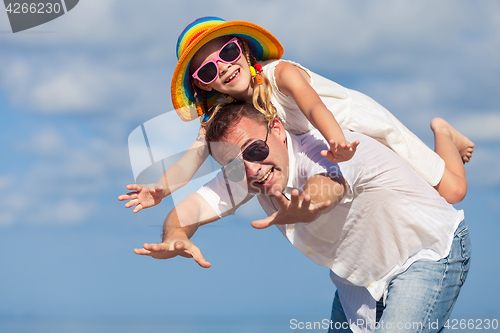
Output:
[{"xmin": 198, "ymin": 129, "xmax": 463, "ymax": 332}]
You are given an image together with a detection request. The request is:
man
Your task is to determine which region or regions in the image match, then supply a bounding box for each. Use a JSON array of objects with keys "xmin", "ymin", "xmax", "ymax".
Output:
[{"xmin": 135, "ymin": 102, "xmax": 470, "ymax": 333}]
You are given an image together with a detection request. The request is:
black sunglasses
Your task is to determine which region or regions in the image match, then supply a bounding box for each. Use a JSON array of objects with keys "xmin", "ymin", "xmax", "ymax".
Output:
[
  {"xmin": 241, "ymin": 129, "xmax": 270, "ymax": 162},
  {"xmin": 222, "ymin": 128, "xmax": 270, "ymax": 182}
]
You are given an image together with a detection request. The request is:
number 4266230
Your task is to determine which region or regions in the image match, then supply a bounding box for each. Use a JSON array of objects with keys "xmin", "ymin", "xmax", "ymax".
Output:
[
  {"xmin": 444, "ymin": 318, "xmax": 498, "ymax": 330},
  {"xmin": 5, "ymin": 2, "xmax": 62, "ymax": 14}
]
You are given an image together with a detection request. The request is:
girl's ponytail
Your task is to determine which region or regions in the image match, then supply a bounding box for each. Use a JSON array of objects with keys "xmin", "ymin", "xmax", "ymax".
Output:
[
  {"xmin": 239, "ymin": 38, "xmax": 277, "ymax": 124},
  {"xmin": 191, "ymin": 81, "xmax": 210, "ymax": 125}
]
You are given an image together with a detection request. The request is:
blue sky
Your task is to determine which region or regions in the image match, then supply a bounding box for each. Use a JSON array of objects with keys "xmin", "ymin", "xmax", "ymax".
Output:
[{"xmin": 1, "ymin": 1, "xmax": 499, "ymax": 332}]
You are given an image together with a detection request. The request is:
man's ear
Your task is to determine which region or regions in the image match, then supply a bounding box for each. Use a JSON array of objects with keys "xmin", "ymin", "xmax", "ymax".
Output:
[
  {"xmin": 193, "ymin": 79, "xmax": 213, "ymax": 92},
  {"xmin": 270, "ymin": 118, "xmax": 286, "ymax": 140}
]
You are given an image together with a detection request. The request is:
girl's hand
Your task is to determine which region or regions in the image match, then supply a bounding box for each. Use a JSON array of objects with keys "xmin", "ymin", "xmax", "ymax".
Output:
[
  {"xmin": 321, "ymin": 139, "xmax": 360, "ymax": 163},
  {"xmin": 118, "ymin": 184, "xmax": 165, "ymax": 213},
  {"xmin": 251, "ymin": 189, "xmax": 331, "ymax": 229}
]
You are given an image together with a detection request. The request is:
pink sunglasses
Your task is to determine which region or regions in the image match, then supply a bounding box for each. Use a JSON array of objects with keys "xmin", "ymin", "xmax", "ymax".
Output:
[{"xmin": 191, "ymin": 37, "xmax": 243, "ymax": 85}]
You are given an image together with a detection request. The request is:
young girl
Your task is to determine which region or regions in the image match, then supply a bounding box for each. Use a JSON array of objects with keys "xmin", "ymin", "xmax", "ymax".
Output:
[{"xmin": 119, "ymin": 16, "xmax": 474, "ymax": 212}]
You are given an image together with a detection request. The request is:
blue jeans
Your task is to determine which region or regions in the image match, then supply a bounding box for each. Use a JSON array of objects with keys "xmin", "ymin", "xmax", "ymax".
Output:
[{"xmin": 329, "ymin": 220, "xmax": 471, "ymax": 333}]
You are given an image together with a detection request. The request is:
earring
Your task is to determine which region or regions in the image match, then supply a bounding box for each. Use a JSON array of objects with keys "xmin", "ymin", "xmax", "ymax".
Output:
[
  {"xmin": 250, "ymin": 66, "xmax": 257, "ymax": 78},
  {"xmin": 250, "ymin": 65, "xmax": 263, "ymax": 85},
  {"xmin": 196, "ymin": 105, "xmax": 203, "ymax": 117},
  {"xmin": 255, "ymin": 74, "xmax": 263, "ymax": 85}
]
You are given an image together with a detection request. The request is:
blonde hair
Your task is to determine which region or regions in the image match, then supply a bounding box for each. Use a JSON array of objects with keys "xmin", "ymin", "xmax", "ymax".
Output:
[
  {"xmin": 239, "ymin": 38, "xmax": 277, "ymax": 124},
  {"xmin": 192, "ymin": 36, "xmax": 277, "ymax": 127}
]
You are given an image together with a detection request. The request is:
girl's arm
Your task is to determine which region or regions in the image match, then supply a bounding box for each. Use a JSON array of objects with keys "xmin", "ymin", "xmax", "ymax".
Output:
[
  {"xmin": 159, "ymin": 132, "xmax": 210, "ymax": 197},
  {"xmin": 119, "ymin": 131, "xmax": 209, "ymax": 213},
  {"xmin": 274, "ymin": 61, "xmax": 359, "ymax": 162}
]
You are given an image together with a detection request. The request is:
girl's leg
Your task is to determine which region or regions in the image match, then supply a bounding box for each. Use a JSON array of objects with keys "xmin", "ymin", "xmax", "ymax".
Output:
[{"xmin": 431, "ymin": 118, "xmax": 475, "ymax": 204}]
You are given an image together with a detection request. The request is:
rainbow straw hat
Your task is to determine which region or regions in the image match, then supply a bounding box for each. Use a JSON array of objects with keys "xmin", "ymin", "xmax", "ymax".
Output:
[{"xmin": 171, "ymin": 17, "xmax": 284, "ymax": 121}]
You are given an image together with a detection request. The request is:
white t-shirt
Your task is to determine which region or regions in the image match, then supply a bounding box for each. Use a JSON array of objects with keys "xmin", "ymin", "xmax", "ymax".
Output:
[{"xmin": 198, "ymin": 129, "xmax": 463, "ymax": 333}]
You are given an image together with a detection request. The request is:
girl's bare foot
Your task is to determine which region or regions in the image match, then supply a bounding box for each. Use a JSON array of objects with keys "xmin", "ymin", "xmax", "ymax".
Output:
[{"xmin": 431, "ymin": 118, "xmax": 475, "ymax": 163}]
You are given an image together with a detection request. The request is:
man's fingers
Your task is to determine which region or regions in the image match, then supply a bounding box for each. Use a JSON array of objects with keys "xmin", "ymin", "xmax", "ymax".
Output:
[
  {"xmin": 251, "ymin": 218, "xmax": 273, "ymax": 229},
  {"xmin": 312, "ymin": 200, "xmax": 332, "ymax": 212},
  {"xmin": 185, "ymin": 246, "xmax": 211, "ymax": 268},
  {"xmin": 135, "ymin": 242, "xmax": 166, "ymax": 256},
  {"xmin": 134, "ymin": 241, "xmax": 210, "ymax": 267},
  {"xmin": 173, "ymin": 240, "xmax": 211, "ymax": 268},
  {"xmin": 290, "ymin": 189, "xmax": 299, "ymax": 207},
  {"xmin": 134, "ymin": 248, "xmax": 151, "ymax": 256},
  {"xmin": 142, "ymin": 242, "xmax": 157, "ymax": 251},
  {"xmin": 301, "ymin": 194, "xmax": 311, "ymax": 210},
  {"xmin": 251, "ymin": 213, "xmax": 276, "ymax": 229},
  {"xmin": 274, "ymin": 191, "xmax": 292, "ymax": 208},
  {"xmin": 193, "ymin": 256, "xmax": 211, "ymax": 268}
]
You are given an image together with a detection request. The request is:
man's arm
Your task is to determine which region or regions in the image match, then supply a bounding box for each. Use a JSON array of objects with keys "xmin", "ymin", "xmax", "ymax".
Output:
[
  {"xmin": 251, "ymin": 173, "xmax": 345, "ymax": 229},
  {"xmin": 134, "ymin": 192, "xmax": 220, "ymax": 268}
]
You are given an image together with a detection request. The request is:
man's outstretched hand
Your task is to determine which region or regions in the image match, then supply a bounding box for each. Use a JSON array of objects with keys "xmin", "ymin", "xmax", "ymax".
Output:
[
  {"xmin": 251, "ymin": 189, "xmax": 332, "ymax": 229},
  {"xmin": 134, "ymin": 239, "xmax": 211, "ymax": 268}
]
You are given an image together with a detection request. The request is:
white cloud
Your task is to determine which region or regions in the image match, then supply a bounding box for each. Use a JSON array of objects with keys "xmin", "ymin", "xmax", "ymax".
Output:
[
  {"xmin": 1, "ymin": 57, "xmax": 136, "ymax": 113},
  {"xmin": 0, "ymin": 125, "xmax": 131, "ymax": 226},
  {"xmin": 37, "ymin": 199, "xmax": 95, "ymax": 225},
  {"xmin": 1, "ymin": 193, "xmax": 28, "ymax": 226},
  {"xmin": 452, "ymin": 112, "xmax": 500, "ymax": 141},
  {"xmin": 28, "ymin": 126, "xmax": 66, "ymax": 155},
  {"xmin": 0, "ymin": 176, "xmax": 14, "ymax": 190},
  {"xmin": 0, "ymin": 213, "xmax": 15, "ymax": 226},
  {"xmin": 361, "ymin": 79, "xmax": 436, "ymax": 114},
  {"xmin": 32, "ymin": 69, "xmax": 103, "ymax": 112}
]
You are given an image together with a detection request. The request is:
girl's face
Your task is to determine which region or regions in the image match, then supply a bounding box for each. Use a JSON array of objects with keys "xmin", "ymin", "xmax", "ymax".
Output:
[{"xmin": 190, "ymin": 37, "xmax": 253, "ymax": 100}]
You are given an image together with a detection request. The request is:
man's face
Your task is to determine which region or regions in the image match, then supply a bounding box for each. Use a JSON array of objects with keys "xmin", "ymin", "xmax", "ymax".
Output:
[{"xmin": 211, "ymin": 116, "xmax": 289, "ymax": 196}]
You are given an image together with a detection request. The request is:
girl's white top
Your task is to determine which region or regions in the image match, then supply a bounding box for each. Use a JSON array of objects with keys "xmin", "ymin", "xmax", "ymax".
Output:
[{"xmin": 261, "ymin": 59, "xmax": 445, "ymax": 186}]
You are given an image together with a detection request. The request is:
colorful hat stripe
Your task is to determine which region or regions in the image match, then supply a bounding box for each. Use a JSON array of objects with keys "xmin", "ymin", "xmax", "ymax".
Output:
[
  {"xmin": 176, "ymin": 17, "xmax": 226, "ymax": 59},
  {"xmin": 172, "ymin": 17, "xmax": 284, "ymax": 121}
]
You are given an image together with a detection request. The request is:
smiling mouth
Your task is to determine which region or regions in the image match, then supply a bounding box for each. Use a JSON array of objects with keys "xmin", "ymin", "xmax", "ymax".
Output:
[
  {"xmin": 224, "ymin": 68, "xmax": 240, "ymax": 83},
  {"xmin": 257, "ymin": 167, "xmax": 274, "ymax": 184}
]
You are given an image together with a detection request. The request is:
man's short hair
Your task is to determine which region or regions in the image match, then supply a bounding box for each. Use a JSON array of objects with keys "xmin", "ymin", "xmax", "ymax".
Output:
[{"xmin": 204, "ymin": 102, "xmax": 270, "ymax": 144}]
